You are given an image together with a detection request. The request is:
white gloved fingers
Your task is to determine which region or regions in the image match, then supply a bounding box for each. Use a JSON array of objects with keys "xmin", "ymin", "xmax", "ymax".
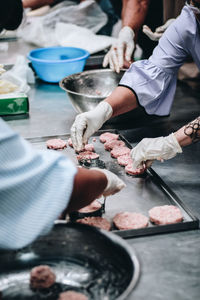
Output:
[
  {"xmin": 111, "ymin": 48, "xmax": 120, "ymax": 73},
  {"xmin": 71, "ymin": 115, "xmax": 87, "ymax": 152},
  {"xmin": 142, "ymin": 25, "xmax": 162, "ymax": 41},
  {"xmin": 155, "ymin": 18, "xmax": 175, "ymax": 33},
  {"xmin": 92, "ymin": 168, "xmax": 126, "ymax": 197},
  {"xmin": 125, "ymin": 41, "xmax": 134, "ymax": 62},
  {"xmin": 108, "ymin": 54, "xmax": 115, "ymax": 71},
  {"xmin": 116, "ymin": 42, "xmax": 125, "ymax": 69},
  {"xmin": 145, "ymin": 160, "xmax": 154, "ymax": 169},
  {"xmin": 102, "ymin": 52, "xmax": 110, "ymax": 68}
]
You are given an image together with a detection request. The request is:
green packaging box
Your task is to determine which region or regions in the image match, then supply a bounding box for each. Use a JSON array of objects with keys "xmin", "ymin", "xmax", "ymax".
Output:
[{"xmin": 0, "ymin": 93, "xmax": 29, "ymax": 115}]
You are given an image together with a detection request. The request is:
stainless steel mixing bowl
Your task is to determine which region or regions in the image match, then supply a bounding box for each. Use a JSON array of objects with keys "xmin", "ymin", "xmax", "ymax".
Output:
[
  {"xmin": 59, "ymin": 69, "xmax": 125, "ymax": 113},
  {"xmin": 0, "ymin": 223, "xmax": 140, "ymax": 300}
]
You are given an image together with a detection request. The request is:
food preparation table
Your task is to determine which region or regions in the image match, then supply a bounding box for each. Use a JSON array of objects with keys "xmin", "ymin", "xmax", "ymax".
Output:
[{"xmin": 2, "ymin": 39, "xmax": 200, "ymax": 300}]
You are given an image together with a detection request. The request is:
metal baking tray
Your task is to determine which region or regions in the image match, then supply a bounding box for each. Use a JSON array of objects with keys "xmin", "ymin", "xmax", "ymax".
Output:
[{"xmin": 27, "ymin": 130, "xmax": 199, "ymax": 238}]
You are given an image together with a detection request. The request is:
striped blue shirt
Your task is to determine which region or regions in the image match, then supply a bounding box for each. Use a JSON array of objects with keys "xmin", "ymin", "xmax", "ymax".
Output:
[{"xmin": 0, "ymin": 118, "xmax": 77, "ymax": 250}]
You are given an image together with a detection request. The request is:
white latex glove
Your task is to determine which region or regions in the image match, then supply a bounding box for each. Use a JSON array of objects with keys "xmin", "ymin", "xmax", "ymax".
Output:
[
  {"xmin": 71, "ymin": 101, "xmax": 113, "ymax": 152},
  {"xmin": 92, "ymin": 168, "xmax": 126, "ymax": 197},
  {"xmin": 130, "ymin": 133, "xmax": 182, "ymax": 169},
  {"xmin": 103, "ymin": 26, "xmax": 135, "ymax": 73},
  {"xmin": 0, "ymin": 65, "xmax": 5, "ymax": 75},
  {"xmin": 142, "ymin": 19, "xmax": 175, "ymax": 41}
]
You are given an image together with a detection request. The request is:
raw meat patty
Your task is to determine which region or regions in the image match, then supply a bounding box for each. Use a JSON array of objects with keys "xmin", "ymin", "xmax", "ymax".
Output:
[
  {"xmin": 76, "ymin": 151, "xmax": 99, "ymax": 161},
  {"xmin": 30, "ymin": 265, "xmax": 56, "ymax": 289},
  {"xmin": 76, "ymin": 216, "xmax": 111, "ymax": 231},
  {"xmin": 111, "ymin": 147, "xmax": 131, "ymax": 158},
  {"xmin": 104, "ymin": 139, "xmax": 125, "ymax": 151},
  {"xmin": 125, "ymin": 163, "xmax": 146, "ymax": 175},
  {"xmin": 113, "ymin": 212, "xmax": 148, "ymax": 230},
  {"xmin": 68, "ymin": 138, "xmax": 73, "ymax": 147},
  {"xmin": 58, "ymin": 291, "xmax": 88, "ymax": 300},
  {"xmin": 99, "ymin": 132, "xmax": 119, "ymax": 143},
  {"xmin": 46, "ymin": 139, "xmax": 67, "ymax": 150},
  {"xmin": 149, "ymin": 205, "xmax": 183, "ymax": 225},
  {"xmin": 68, "ymin": 138, "xmax": 94, "ymax": 152},
  {"xmin": 78, "ymin": 200, "xmax": 101, "ymax": 213},
  {"xmin": 117, "ymin": 154, "xmax": 133, "ymax": 166},
  {"xmin": 84, "ymin": 144, "xmax": 94, "ymax": 152}
]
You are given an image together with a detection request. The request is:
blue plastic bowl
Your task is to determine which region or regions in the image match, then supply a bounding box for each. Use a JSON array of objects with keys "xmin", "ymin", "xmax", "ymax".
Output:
[{"xmin": 27, "ymin": 47, "xmax": 90, "ymax": 83}]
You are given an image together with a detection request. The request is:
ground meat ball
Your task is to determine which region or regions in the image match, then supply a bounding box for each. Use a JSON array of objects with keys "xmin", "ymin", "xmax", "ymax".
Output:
[
  {"xmin": 125, "ymin": 164, "xmax": 146, "ymax": 175},
  {"xmin": 117, "ymin": 154, "xmax": 133, "ymax": 166},
  {"xmin": 111, "ymin": 147, "xmax": 131, "ymax": 158},
  {"xmin": 58, "ymin": 291, "xmax": 88, "ymax": 300},
  {"xmin": 46, "ymin": 139, "xmax": 67, "ymax": 150},
  {"xmin": 99, "ymin": 132, "xmax": 119, "ymax": 143},
  {"xmin": 78, "ymin": 200, "xmax": 102, "ymax": 213},
  {"xmin": 84, "ymin": 144, "xmax": 95, "ymax": 152},
  {"xmin": 76, "ymin": 217, "xmax": 111, "ymax": 231},
  {"xmin": 92, "ymin": 138, "xmax": 96, "ymax": 142},
  {"xmin": 30, "ymin": 265, "xmax": 56, "ymax": 289},
  {"xmin": 113, "ymin": 212, "xmax": 148, "ymax": 230},
  {"xmin": 149, "ymin": 205, "xmax": 183, "ymax": 225},
  {"xmin": 76, "ymin": 151, "xmax": 99, "ymax": 161},
  {"xmin": 68, "ymin": 138, "xmax": 73, "ymax": 148},
  {"xmin": 104, "ymin": 140, "xmax": 125, "ymax": 151}
]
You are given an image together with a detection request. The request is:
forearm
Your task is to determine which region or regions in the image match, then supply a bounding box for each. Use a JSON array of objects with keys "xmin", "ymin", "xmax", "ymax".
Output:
[
  {"xmin": 105, "ymin": 86, "xmax": 138, "ymax": 117},
  {"xmin": 122, "ymin": 0, "xmax": 150, "ymax": 33},
  {"xmin": 23, "ymin": 0, "xmax": 54, "ymax": 9},
  {"xmin": 174, "ymin": 116, "xmax": 200, "ymax": 147},
  {"xmin": 66, "ymin": 168, "xmax": 107, "ymax": 213}
]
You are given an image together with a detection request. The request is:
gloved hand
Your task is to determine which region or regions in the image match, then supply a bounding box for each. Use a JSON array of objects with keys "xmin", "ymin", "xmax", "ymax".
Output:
[
  {"xmin": 0, "ymin": 64, "xmax": 5, "ymax": 75},
  {"xmin": 142, "ymin": 19, "xmax": 175, "ymax": 41},
  {"xmin": 92, "ymin": 168, "xmax": 126, "ymax": 197},
  {"xmin": 130, "ymin": 133, "xmax": 182, "ymax": 169},
  {"xmin": 103, "ymin": 26, "xmax": 135, "ymax": 73},
  {"xmin": 71, "ymin": 101, "xmax": 113, "ymax": 152}
]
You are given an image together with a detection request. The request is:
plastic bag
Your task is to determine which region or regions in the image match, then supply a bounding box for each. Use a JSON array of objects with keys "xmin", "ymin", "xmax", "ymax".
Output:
[{"xmin": 17, "ymin": 0, "xmax": 108, "ymax": 48}]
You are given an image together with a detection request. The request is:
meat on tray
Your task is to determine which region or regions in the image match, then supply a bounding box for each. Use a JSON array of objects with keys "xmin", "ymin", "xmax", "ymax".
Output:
[
  {"xmin": 104, "ymin": 139, "xmax": 125, "ymax": 151},
  {"xmin": 111, "ymin": 147, "xmax": 131, "ymax": 158},
  {"xmin": 76, "ymin": 216, "xmax": 111, "ymax": 231},
  {"xmin": 113, "ymin": 212, "xmax": 149, "ymax": 230},
  {"xmin": 46, "ymin": 138, "xmax": 67, "ymax": 150},
  {"xmin": 78, "ymin": 200, "xmax": 102, "ymax": 213},
  {"xmin": 58, "ymin": 291, "xmax": 88, "ymax": 300},
  {"xmin": 76, "ymin": 151, "xmax": 99, "ymax": 161},
  {"xmin": 117, "ymin": 154, "xmax": 133, "ymax": 166},
  {"xmin": 68, "ymin": 138, "xmax": 95, "ymax": 152},
  {"xmin": 30, "ymin": 265, "xmax": 56, "ymax": 289},
  {"xmin": 149, "ymin": 205, "xmax": 183, "ymax": 225},
  {"xmin": 99, "ymin": 132, "xmax": 119, "ymax": 143},
  {"xmin": 125, "ymin": 163, "xmax": 146, "ymax": 175}
]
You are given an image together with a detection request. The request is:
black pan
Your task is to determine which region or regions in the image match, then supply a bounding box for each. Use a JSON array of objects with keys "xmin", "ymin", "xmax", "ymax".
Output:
[{"xmin": 0, "ymin": 223, "xmax": 140, "ymax": 300}]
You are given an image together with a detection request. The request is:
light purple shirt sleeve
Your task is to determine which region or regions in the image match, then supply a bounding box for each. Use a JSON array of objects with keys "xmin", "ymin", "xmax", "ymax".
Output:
[
  {"xmin": 119, "ymin": 5, "xmax": 200, "ymax": 116},
  {"xmin": 0, "ymin": 118, "xmax": 77, "ymax": 250}
]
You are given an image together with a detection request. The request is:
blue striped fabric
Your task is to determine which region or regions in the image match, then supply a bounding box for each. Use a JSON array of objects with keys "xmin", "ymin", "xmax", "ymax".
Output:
[{"xmin": 0, "ymin": 118, "xmax": 77, "ymax": 250}]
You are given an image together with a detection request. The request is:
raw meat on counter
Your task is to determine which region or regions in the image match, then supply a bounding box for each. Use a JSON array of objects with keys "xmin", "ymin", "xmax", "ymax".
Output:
[
  {"xmin": 149, "ymin": 205, "xmax": 183, "ymax": 225},
  {"xmin": 76, "ymin": 151, "xmax": 99, "ymax": 161},
  {"xmin": 111, "ymin": 147, "xmax": 131, "ymax": 158},
  {"xmin": 76, "ymin": 216, "xmax": 111, "ymax": 231},
  {"xmin": 104, "ymin": 139, "xmax": 125, "ymax": 151},
  {"xmin": 30, "ymin": 265, "xmax": 56, "ymax": 289},
  {"xmin": 117, "ymin": 154, "xmax": 133, "ymax": 166},
  {"xmin": 46, "ymin": 139, "xmax": 67, "ymax": 150},
  {"xmin": 99, "ymin": 132, "xmax": 119, "ymax": 143},
  {"xmin": 113, "ymin": 212, "xmax": 149, "ymax": 230},
  {"xmin": 125, "ymin": 163, "xmax": 146, "ymax": 175},
  {"xmin": 58, "ymin": 291, "xmax": 88, "ymax": 300}
]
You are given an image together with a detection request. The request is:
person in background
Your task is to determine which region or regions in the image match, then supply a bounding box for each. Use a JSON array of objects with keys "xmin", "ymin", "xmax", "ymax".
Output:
[
  {"xmin": 104, "ymin": 0, "xmax": 186, "ymax": 73},
  {"xmin": 0, "ymin": 0, "xmax": 125, "ymax": 250},
  {"xmin": 71, "ymin": 2, "xmax": 200, "ymax": 153},
  {"xmin": 130, "ymin": 116, "xmax": 200, "ymax": 169}
]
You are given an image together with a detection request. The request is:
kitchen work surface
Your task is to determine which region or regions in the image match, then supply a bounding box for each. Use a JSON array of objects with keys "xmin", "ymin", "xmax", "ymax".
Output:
[
  {"xmin": 27, "ymin": 131, "xmax": 199, "ymax": 239},
  {"xmin": 2, "ymin": 35, "xmax": 200, "ymax": 299}
]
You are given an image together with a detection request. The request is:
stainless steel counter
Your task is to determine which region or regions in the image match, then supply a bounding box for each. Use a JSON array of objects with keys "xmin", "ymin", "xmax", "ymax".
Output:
[{"xmin": 1, "ymin": 40, "xmax": 200, "ymax": 300}]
